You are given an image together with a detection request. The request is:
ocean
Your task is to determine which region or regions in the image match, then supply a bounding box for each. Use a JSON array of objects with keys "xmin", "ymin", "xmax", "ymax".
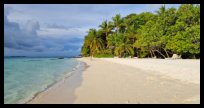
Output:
[{"xmin": 4, "ymin": 57, "xmax": 80, "ymax": 104}]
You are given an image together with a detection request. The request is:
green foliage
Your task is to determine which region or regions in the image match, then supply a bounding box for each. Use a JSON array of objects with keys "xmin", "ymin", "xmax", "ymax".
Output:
[
  {"xmin": 112, "ymin": 34, "xmax": 134, "ymax": 57},
  {"xmin": 165, "ymin": 4, "xmax": 200, "ymax": 56},
  {"xmin": 81, "ymin": 4, "xmax": 200, "ymax": 59},
  {"xmin": 93, "ymin": 54, "xmax": 114, "ymax": 58}
]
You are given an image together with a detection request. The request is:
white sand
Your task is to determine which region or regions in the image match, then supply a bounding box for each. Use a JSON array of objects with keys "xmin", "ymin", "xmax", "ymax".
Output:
[
  {"xmin": 74, "ymin": 58, "xmax": 200, "ymax": 104},
  {"xmin": 101, "ymin": 58, "xmax": 200, "ymax": 84}
]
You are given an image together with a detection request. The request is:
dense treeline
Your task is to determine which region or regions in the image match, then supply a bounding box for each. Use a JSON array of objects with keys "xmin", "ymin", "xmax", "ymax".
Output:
[{"xmin": 81, "ymin": 4, "xmax": 200, "ymax": 59}]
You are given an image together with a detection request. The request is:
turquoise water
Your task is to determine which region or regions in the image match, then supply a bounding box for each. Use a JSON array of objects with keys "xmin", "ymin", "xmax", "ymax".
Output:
[{"xmin": 4, "ymin": 57, "xmax": 79, "ymax": 104}]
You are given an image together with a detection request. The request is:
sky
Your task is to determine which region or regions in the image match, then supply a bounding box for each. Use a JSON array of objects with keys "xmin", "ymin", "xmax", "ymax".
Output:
[{"xmin": 4, "ymin": 4, "xmax": 181, "ymax": 57}]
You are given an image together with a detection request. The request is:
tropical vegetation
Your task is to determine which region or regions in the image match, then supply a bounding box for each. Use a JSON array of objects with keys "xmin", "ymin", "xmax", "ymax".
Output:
[{"xmin": 81, "ymin": 4, "xmax": 200, "ymax": 59}]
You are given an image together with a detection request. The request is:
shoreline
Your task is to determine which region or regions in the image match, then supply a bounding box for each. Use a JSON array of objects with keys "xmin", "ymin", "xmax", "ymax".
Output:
[
  {"xmin": 28, "ymin": 57, "xmax": 200, "ymax": 104},
  {"xmin": 26, "ymin": 59, "xmax": 87, "ymax": 104}
]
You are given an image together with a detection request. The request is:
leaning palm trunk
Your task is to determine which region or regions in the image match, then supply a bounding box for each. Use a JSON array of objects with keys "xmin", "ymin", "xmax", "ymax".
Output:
[
  {"xmin": 162, "ymin": 48, "xmax": 170, "ymax": 58},
  {"xmin": 150, "ymin": 50, "xmax": 156, "ymax": 58},
  {"xmin": 154, "ymin": 50, "xmax": 166, "ymax": 58}
]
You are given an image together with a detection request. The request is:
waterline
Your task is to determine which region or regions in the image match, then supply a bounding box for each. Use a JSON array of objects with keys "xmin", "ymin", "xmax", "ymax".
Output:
[{"xmin": 4, "ymin": 57, "xmax": 82, "ymax": 104}]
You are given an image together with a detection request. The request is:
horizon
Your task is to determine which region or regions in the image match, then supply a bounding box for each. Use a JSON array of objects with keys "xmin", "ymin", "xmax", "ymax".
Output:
[
  {"xmin": 4, "ymin": 4, "xmax": 181, "ymax": 57},
  {"xmin": 4, "ymin": 55, "xmax": 81, "ymax": 57}
]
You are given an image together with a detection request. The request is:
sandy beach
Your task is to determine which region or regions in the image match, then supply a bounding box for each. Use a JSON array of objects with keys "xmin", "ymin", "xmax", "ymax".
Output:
[{"xmin": 28, "ymin": 58, "xmax": 200, "ymax": 104}]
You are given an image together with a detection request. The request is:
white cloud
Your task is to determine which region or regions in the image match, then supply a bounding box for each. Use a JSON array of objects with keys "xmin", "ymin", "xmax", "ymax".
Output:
[{"xmin": 37, "ymin": 27, "xmax": 91, "ymax": 38}]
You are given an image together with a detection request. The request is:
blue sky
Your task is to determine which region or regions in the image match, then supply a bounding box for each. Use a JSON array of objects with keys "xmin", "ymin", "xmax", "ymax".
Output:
[{"xmin": 4, "ymin": 4, "xmax": 181, "ymax": 57}]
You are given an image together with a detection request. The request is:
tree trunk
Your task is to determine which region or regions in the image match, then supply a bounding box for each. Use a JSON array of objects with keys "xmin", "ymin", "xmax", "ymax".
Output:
[
  {"xmin": 150, "ymin": 50, "xmax": 153, "ymax": 58},
  {"xmin": 192, "ymin": 55, "xmax": 196, "ymax": 59},
  {"xmin": 137, "ymin": 48, "xmax": 139, "ymax": 58},
  {"xmin": 154, "ymin": 50, "xmax": 166, "ymax": 58},
  {"xmin": 152, "ymin": 50, "xmax": 156, "ymax": 58},
  {"xmin": 90, "ymin": 50, "xmax": 92, "ymax": 57},
  {"xmin": 162, "ymin": 48, "xmax": 169, "ymax": 58},
  {"xmin": 90, "ymin": 50, "xmax": 93, "ymax": 60}
]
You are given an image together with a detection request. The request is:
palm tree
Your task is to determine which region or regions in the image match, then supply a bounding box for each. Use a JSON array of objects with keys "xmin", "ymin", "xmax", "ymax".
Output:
[
  {"xmin": 98, "ymin": 20, "xmax": 114, "ymax": 40},
  {"xmin": 112, "ymin": 14, "xmax": 127, "ymax": 34},
  {"xmin": 156, "ymin": 5, "xmax": 166, "ymax": 16},
  {"xmin": 114, "ymin": 34, "xmax": 134, "ymax": 57},
  {"xmin": 81, "ymin": 35, "xmax": 91, "ymax": 56},
  {"xmin": 124, "ymin": 24, "xmax": 137, "ymax": 43},
  {"xmin": 107, "ymin": 33, "xmax": 117, "ymax": 53},
  {"xmin": 123, "ymin": 24, "xmax": 138, "ymax": 57},
  {"xmin": 87, "ymin": 29, "xmax": 104, "ymax": 57}
]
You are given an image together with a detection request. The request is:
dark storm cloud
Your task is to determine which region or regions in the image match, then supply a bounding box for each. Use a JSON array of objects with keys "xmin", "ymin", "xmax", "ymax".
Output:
[
  {"xmin": 4, "ymin": 10, "xmax": 82, "ymax": 56},
  {"xmin": 4, "ymin": 8, "xmax": 44, "ymax": 52}
]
